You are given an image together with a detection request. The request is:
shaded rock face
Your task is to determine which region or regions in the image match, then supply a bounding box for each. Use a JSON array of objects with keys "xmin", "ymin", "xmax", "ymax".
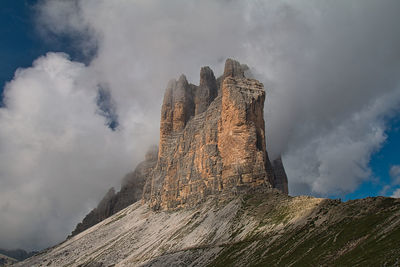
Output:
[
  {"xmin": 71, "ymin": 188, "xmax": 117, "ymax": 236},
  {"xmin": 144, "ymin": 59, "xmax": 282, "ymax": 210},
  {"xmin": 196, "ymin": 66, "xmax": 218, "ymax": 115},
  {"xmin": 272, "ymin": 156, "xmax": 289, "ymax": 194},
  {"xmin": 70, "ymin": 146, "xmax": 158, "ymax": 236}
]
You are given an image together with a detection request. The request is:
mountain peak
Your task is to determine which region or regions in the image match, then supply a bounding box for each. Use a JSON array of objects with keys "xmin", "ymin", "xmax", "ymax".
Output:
[
  {"xmin": 144, "ymin": 59, "xmax": 283, "ymax": 210},
  {"xmin": 70, "ymin": 59, "xmax": 288, "ymax": 235},
  {"xmin": 223, "ymin": 58, "xmax": 246, "ymax": 79}
]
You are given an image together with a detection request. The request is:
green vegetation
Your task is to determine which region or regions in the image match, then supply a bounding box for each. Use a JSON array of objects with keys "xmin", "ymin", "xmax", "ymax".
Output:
[{"xmin": 207, "ymin": 196, "xmax": 400, "ymax": 266}]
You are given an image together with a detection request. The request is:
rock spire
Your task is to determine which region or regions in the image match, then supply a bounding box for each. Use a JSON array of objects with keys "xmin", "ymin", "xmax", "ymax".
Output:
[
  {"xmin": 71, "ymin": 59, "xmax": 290, "ymax": 236},
  {"xmin": 143, "ymin": 58, "xmax": 284, "ymax": 210}
]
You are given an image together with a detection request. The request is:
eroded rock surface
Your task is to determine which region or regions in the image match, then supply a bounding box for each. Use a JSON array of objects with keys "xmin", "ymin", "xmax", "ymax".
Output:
[
  {"xmin": 144, "ymin": 59, "xmax": 278, "ymax": 210},
  {"xmin": 73, "ymin": 59, "xmax": 289, "ymax": 234}
]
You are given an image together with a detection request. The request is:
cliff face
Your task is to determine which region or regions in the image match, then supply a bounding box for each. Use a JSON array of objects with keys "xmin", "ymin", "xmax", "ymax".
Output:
[
  {"xmin": 144, "ymin": 59, "xmax": 278, "ymax": 210},
  {"xmin": 72, "ymin": 58, "xmax": 289, "ymax": 235}
]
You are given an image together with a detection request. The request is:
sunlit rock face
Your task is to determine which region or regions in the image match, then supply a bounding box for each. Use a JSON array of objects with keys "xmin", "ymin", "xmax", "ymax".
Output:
[
  {"xmin": 72, "ymin": 58, "xmax": 290, "ymax": 235},
  {"xmin": 72, "ymin": 59, "xmax": 289, "ymax": 234},
  {"xmin": 144, "ymin": 59, "xmax": 285, "ymax": 210}
]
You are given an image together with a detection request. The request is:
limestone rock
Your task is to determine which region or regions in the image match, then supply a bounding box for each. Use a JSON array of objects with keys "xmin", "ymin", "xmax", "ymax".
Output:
[
  {"xmin": 272, "ymin": 156, "xmax": 289, "ymax": 194},
  {"xmin": 74, "ymin": 59, "xmax": 289, "ymax": 228},
  {"xmin": 145, "ymin": 59, "xmax": 276, "ymax": 210},
  {"xmin": 195, "ymin": 66, "xmax": 218, "ymax": 115},
  {"xmin": 223, "ymin": 58, "xmax": 245, "ymax": 79},
  {"xmin": 218, "ymin": 76, "xmax": 274, "ymax": 189}
]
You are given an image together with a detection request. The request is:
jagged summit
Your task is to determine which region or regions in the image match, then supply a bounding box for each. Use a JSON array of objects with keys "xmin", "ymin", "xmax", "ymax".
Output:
[
  {"xmin": 143, "ymin": 58, "xmax": 284, "ymax": 210},
  {"xmin": 71, "ymin": 59, "xmax": 288, "ymax": 235},
  {"xmin": 223, "ymin": 58, "xmax": 246, "ymax": 78}
]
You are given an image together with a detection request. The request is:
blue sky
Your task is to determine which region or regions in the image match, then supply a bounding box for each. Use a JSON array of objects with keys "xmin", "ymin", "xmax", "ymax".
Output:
[
  {"xmin": 1, "ymin": 0, "xmax": 398, "ymax": 200},
  {"xmin": 0, "ymin": 0, "xmax": 87, "ymax": 98},
  {"xmin": 342, "ymin": 118, "xmax": 400, "ymax": 200},
  {"xmin": 1, "ymin": 0, "xmax": 400, "ymax": 250},
  {"xmin": 0, "ymin": 0, "xmax": 41, "ymax": 100}
]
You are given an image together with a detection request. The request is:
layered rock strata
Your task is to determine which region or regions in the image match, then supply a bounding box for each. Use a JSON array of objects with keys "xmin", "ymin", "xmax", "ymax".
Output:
[
  {"xmin": 72, "ymin": 59, "xmax": 289, "ymax": 234},
  {"xmin": 144, "ymin": 59, "xmax": 278, "ymax": 210}
]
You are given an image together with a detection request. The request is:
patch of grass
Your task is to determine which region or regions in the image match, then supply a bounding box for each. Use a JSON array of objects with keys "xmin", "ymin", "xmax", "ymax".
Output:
[
  {"xmin": 208, "ymin": 198, "xmax": 400, "ymax": 266},
  {"xmin": 207, "ymin": 240, "xmax": 253, "ymax": 267}
]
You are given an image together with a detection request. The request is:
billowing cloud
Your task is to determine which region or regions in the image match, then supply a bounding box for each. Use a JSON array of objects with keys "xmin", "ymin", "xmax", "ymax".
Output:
[
  {"xmin": 390, "ymin": 165, "xmax": 400, "ymax": 185},
  {"xmin": 1, "ymin": 0, "xmax": 400, "ymax": 250},
  {"xmin": 36, "ymin": 0, "xmax": 400, "ymax": 195},
  {"xmin": 392, "ymin": 188, "xmax": 400, "ymax": 198},
  {"xmin": 388, "ymin": 165, "xmax": 400, "ymax": 197},
  {"xmin": 0, "ymin": 53, "xmax": 152, "ymax": 250}
]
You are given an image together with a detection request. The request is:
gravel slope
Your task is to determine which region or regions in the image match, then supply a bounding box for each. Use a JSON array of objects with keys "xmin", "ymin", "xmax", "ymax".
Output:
[{"xmin": 16, "ymin": 190, "xmax": 400, "ymax": 267}]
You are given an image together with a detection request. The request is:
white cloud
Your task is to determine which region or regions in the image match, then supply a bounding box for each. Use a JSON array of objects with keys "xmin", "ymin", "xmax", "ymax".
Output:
[
  {"xmin": 390, "ymin": 165, "xmax": 400, "ymax": 185},
  {"xmin": 1, "ymin": 0, "xmax": 400, "ymax": 250},
  {"xmin": 392, "ymin": 188, "xmax": 400, "ymax": 198},
  {"xmin": 0, "ymin": 53, "xmax": 147, "ymax": 250}
]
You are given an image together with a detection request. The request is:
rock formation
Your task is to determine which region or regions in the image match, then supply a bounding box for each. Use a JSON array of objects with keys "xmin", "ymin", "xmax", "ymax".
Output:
[
  {"xmin": 143, "ymin": 58, "xmax": 282, "ymax": 210},
  {"xmin": 70, "ymin": 146, "xmax": 158, "ymax": 236},
  {"xmin": 19, "ymin": 59, "xmax": 400, "ymax": 267},
  {"xmin": 72, "ymin": 58, "xmax": 289, "ymax": 234}
]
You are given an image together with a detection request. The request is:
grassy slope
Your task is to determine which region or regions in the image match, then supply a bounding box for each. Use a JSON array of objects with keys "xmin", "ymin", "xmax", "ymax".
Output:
[
  {"xmin": 209, "ymin": 195, "xmax": 400, "ymax": 267},
  {"xmin": 17, "ymin": 191, "xmax": 400, "ymax": 267}
]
